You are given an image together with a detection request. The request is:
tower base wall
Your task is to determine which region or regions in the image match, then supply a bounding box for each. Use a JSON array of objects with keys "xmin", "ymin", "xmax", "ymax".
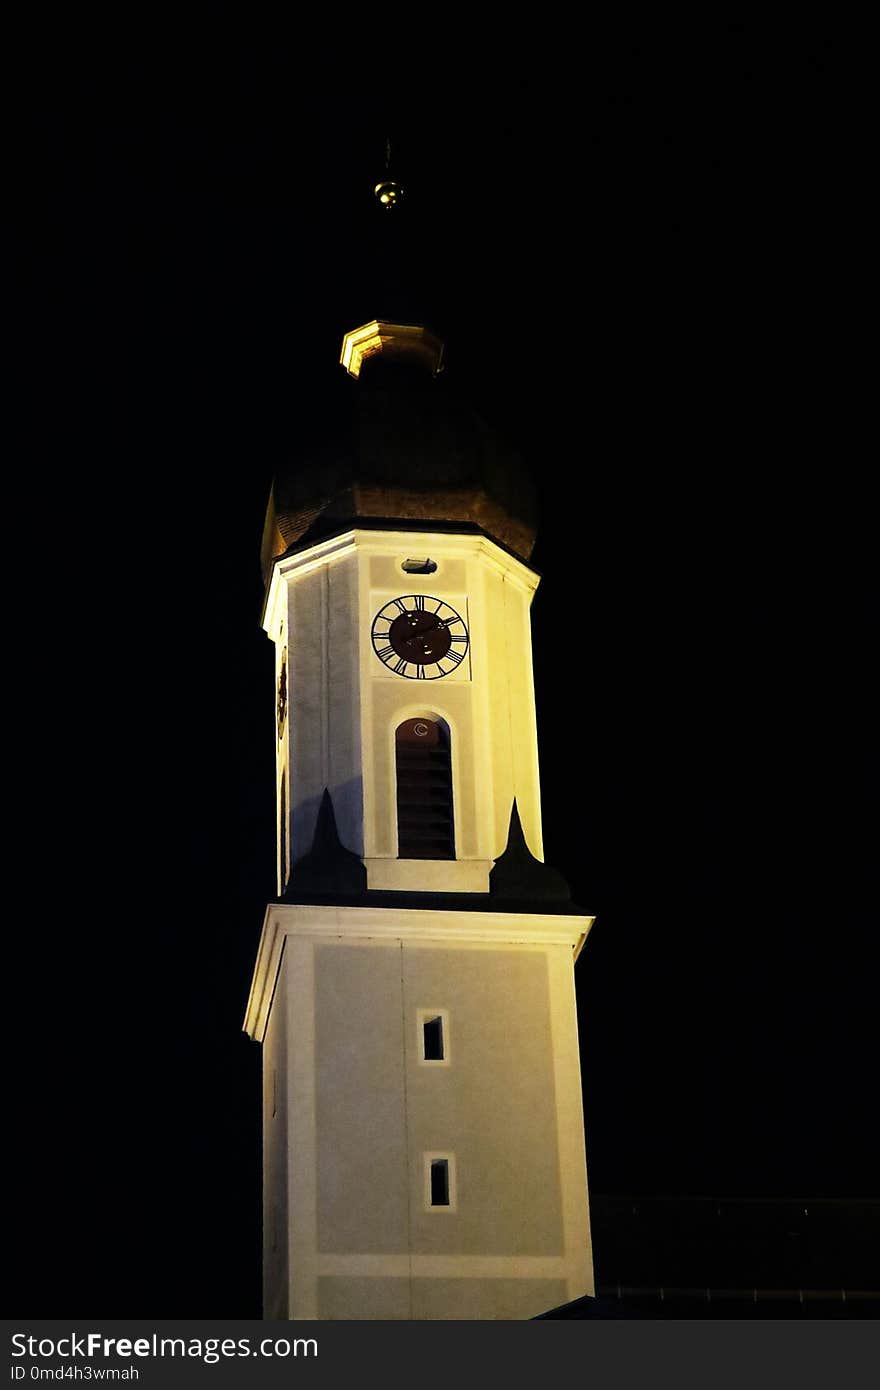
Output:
[{"xmin": 248, "ymin": 903, "xmax": 595, "ymax": 1321}]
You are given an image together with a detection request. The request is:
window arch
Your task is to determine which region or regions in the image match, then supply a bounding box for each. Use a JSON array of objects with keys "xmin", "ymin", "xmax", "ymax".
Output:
[{"xmin": 395, "ymin": 717, "xmax": 455, "ymax": 860}]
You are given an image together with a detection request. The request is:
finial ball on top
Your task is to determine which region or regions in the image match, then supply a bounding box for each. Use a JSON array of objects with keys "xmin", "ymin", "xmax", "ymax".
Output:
[{"xmin": 374, "ymin": 179, "xmax": 403, "ymax": 210}]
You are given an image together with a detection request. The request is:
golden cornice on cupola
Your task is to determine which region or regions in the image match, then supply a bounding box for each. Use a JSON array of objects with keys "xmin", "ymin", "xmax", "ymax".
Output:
[{"xmin": 340, "ymin": 320, "xmax": 445, "ymax": 379}]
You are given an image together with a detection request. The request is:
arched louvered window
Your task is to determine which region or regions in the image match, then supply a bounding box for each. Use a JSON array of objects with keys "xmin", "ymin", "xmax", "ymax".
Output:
[{"xmin": 396, "ymin": 718, "xmax": 455, "ymax": 860}]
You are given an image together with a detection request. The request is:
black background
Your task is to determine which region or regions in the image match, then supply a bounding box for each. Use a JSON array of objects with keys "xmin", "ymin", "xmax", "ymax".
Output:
[{"xmin": 14, "ymin": 27, "xmax": 875, "ymax": 1314}]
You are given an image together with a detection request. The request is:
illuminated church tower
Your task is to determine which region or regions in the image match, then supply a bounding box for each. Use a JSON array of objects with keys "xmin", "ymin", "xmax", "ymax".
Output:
[{"xmin": 244, "ymin": 167, "xmax": 594, "ymax": 1320}]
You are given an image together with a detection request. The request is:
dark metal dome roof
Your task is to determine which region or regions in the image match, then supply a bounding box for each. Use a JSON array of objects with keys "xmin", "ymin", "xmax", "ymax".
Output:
[{"xmin": 261, "ymin": 339, "xmax": 537, "ymax": 580}]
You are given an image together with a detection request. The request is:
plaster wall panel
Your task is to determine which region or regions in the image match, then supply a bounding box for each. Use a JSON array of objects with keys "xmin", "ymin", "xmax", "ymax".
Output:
[
  {"xmin": 286, "ymin": 569, "xmax": 327, "ymax": 863},
  {"xmin": 314, "ymin": 942, "xmax": 409, "ymax": 1253},
  {"xmin": 262, "ymin": 955, "xmax": 289, "ymax": 1320},
  {"xmin": 325, "ymin": 552, "xmax": 363, "ymax": 853},
  {"xmin": 368, "ymin": 553, "xmax": 467, "ymax": 593},
  {"xmin": 317, "ymin": 1276, "xmax": 411, "ymax": 1320},
  {"xmin": 503, "ymin": 574, "xmax": 543, "ymax": 859},
  {"xmin": 402, "ymin": 945, "xmax": 564, "ymax": 1256},
  {"xmin": 411, "ymin": 1277, "xmax": 568, "ymax": 1321},
  {"xmin": 484, "ymin": 569, "xmax": 516, "ymax": 857},
  {"xmin": 285, "ymin": 557, "xmax": 364, "ymax": 862}
]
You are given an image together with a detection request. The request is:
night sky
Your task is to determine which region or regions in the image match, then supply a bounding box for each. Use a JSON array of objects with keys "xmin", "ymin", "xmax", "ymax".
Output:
[{"xmin": 15, "ymin": 30, "xmax": 875, "ymax": 1316}]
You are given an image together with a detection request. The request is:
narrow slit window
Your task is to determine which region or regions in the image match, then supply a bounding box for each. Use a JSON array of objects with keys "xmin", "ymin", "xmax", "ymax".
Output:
[
  {"xmin": 423, "ymin": 1152, "xmax": 456, "ymax": 1211},
  {"xmin": 423, "ymin": 1015, "xmax": 444, "ymax": 1061},
  {"xmin": 417, "ymin": 1008, "xmax": 450, "ymax": 1064},
  {"xmin": 430, "ymin": 1160, "xmax": 450, "ymax": 1207}
]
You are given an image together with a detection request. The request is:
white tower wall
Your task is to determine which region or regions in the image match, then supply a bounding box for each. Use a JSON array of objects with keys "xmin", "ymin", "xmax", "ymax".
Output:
[
  {"xmin": 266, "ymin": 530, "xmax": 546, "ymax": 895},
  {"xmin": 248, "ymin": 907, "xmax": 593, "ymax": 1320},
  {"xmin": 249, "ymin": 524, "xmax": 595, "ymax": 1321}
]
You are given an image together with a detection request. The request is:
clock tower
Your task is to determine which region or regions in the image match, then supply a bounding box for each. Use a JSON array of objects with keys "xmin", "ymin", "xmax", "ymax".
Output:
[{"xmin": 244, "ymin": 202, "xmax": 595, "ymax": 1319}]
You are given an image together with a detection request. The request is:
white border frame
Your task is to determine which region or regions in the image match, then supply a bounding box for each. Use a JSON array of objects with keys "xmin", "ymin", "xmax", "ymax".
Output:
[
  {"xmin": 417, "ymin": 1007, "xmax": 451, "ymax": 1066},
  {"xmin": 423, "ymin": 1151, "xmax": 457, "ymax": 1212}
]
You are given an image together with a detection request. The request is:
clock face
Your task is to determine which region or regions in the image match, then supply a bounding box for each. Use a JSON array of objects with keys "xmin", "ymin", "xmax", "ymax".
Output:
[{"xmin": 371, "ymin": 595, "xmax": 469, "ymax": 679}]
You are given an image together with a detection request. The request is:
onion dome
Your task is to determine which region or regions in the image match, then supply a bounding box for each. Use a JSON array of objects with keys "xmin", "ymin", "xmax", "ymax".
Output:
[{"xmin": 261, "ymin": 320, "xmax": 537, "ymax": 580}]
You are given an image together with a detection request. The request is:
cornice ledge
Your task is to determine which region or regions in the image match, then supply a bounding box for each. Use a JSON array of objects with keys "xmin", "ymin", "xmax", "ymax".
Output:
[{"xmin": 244, "ymin": 904, "xmax": 594, "ymax": 1042}]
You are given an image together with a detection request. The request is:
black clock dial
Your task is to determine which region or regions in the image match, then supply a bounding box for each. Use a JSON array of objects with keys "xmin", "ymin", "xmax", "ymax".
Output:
[
  {"xmin": 388, "ymin": 608, "xmax": 452, "ymax": 663},
  {"xmin": 371, "ymin": 596, "xmax": 469, "ymax": 679}
]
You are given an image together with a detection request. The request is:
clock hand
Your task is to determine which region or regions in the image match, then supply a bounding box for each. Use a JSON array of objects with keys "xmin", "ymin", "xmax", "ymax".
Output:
[{"xmin": 403, "ymin": 615, "xmax": 443, "ymax": 651}]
